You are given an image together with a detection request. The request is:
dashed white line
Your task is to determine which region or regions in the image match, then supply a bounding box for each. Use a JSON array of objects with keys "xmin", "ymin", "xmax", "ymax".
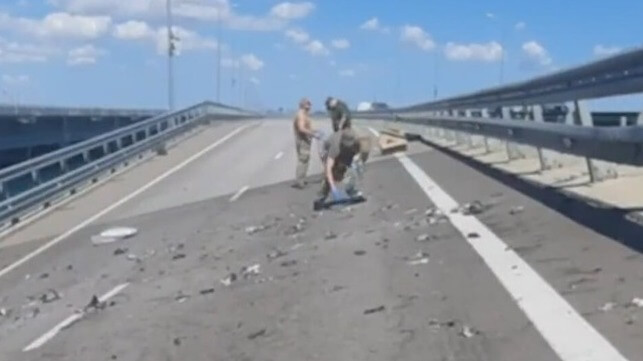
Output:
[
  {"xmin": 395, "ymin": 152, "xmax": 628, "ymax": 361},
  {"xmin": 274, "ymin": 151, "xmax": 284, "ymax": 160},
  {"xmin": 0, "ymin": 124, "xmax": 252, "ymax": 280},
  {"xmin": 24, "ymin": 283, "xmax": 130, "ymax": 352},
  {"xmin": 229, "ymin": 185, "xmax": 249, "ymax": 202}
]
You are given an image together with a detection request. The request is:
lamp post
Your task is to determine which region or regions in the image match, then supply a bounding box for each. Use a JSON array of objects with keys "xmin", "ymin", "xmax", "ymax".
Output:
[{"xmin": 166, "ymin": 0, "xmax": 178, "ymax": 111}]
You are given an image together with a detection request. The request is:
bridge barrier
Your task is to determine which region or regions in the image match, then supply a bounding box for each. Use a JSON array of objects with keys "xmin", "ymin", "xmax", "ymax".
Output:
[{"xmin": 0, "ymin": 101, "xmax": 261, "ymax": 232}]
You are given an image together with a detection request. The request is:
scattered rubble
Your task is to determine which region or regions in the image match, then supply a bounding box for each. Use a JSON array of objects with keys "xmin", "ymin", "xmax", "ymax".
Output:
[
  {"xmin": 172, "ymin": 254, "xmax": 186, "ymax": 261},
  {"xmin": 364, "ymin": 305, "xmax": 386, "ymax": 315},
  {"xmin": 173, "ymin": 337, "xmax": 182, "ymax": 346},
  {"xmin": 247, "ymin": 328, "xmax": 267, "ymax": 340},
  {"xmin": 199, "ymin": 288, "xmax": 215, "ymax": 295},
  {"xmin": 84, "ymin": 295, "xmax": 106, "ymax": 312},
  {"xmin": 630, "ymin": 298, "xmax": 643, "ymax": 308},
  {"xmin": 113, "ymin": 248, "xmax": 128, "ymax": 256},
  {"xmin": 280, "ymin": 260, "xmax": 298, "ymax": 268},
  {"xmin": 459, "ymin": 324, "xmax": 480, "ymax": 338},
  {"xmin": 40, "ymin": 289, "xmax": 61, "ymax": 304},
  {"xmin": 220, "ymin": 273, "xmax": 237, "ymax": 287},
  {"xmin": 428, "ymin": 319, "xmax": 457, "ymax": 329},
  {"xmin": 324, "ymin": 231, "xmax": 338, "ymax": 240},
  {"xmin": 267, "ymin": 249, "xmax": 288, "ymax": 261},
  {"xmin": 0, "ymin": 307, "xmax": 9, "ymax": 317},
  {"xmin": 509, "ymin": 206, "xmax": 525, "ymax": 215},
  {"xmin": 39, "ymin": 273, "xmax": 49, "ymax": 279},
  {"xmin": 600, "ymin": 302, "xmax": 616, "ymax": 312},
  {"xmin": 416, "ymin": 234, "xmax": 430, "ymax": 242},
  {"xmin": 453, "ymin": 201, "xmax": 487, "ymax": 216},
  {"xmin": 406, "ymin": 251, "xmax": 430, "ymax": 266},
  {"xmin": 467, "ymin": 232, "xmax": 480, "ymax": 239},
  {"xmin": 425, "ymin": 208, "xmax": 448, "ymax": 224},
  {"xmin": 354, "ymin": 250, "xmax": 367, "ymax": 256},
  {"xmin": 241, "ymin": 264, "xmax": 261, "ymax": 279},
  {"xmin": 92, "ymin": 227, "xmax": 138, "ymax": 246}
]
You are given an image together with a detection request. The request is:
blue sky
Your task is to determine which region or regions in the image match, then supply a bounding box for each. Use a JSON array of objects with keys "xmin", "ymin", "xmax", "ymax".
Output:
[{"xmin": 0, "ymin": 0, "xmax": 641, "ymax": 111}]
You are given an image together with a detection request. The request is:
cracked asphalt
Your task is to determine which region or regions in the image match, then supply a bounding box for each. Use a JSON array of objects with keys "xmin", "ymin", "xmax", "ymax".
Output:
[{"xmin": 1, "ymin": 119, "xmax": 642, "ymax": 360}]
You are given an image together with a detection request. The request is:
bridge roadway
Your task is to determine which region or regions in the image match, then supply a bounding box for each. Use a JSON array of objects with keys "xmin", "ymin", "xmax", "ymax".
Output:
[{"xmin": 0, "ymin": 118, "xmax": 642, "ymax": 360}]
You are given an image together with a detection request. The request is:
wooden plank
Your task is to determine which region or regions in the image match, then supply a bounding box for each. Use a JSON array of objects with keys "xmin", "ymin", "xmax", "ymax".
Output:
[{"xmin": 378, "ymin": 134, "xmax": 408, "ymax": 155}]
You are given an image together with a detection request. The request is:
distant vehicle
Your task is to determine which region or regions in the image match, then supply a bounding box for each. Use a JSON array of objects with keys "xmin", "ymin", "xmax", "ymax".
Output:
[{"xmin": 356, "ymin": 101, "xmax": 389, "ymax": 112}]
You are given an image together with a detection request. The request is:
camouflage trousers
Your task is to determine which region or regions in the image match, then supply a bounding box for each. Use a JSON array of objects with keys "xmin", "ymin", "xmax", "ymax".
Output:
[{"xmin": 294, "ymin": 137, "xmax": 311, "ymax": 186}]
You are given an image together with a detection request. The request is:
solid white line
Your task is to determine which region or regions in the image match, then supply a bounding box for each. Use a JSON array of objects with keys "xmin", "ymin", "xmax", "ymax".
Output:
[
  {"xmin": 229, "ymin": 185, "xmax": 249, "ymax": 202},
  {"xmin": 368, "ymin": 127, "xmax": 380, "ymax": 137},
  {"xmin": 395, "ymin": 153, "xmax": 628, "ymax": 361},
  {"xmin": 23, "ymin": 283, "xmax": 130, "ymax": 352},
  {"xmin": 0, "ymin": 124, "xmax": 251, "ymax": 280},
  {"xmin": 274, "ymin": 151, "xmax": 284, "ymax": 160}
]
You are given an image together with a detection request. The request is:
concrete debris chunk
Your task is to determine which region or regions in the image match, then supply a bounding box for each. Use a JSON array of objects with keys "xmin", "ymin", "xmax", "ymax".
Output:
[
  {"xmin": 324, "ymin": 231, "xmax": 338, "ymax": 240},
  {"xmin": 354, "ymin": 250, "xmax": 367, "ymax": 256},
  {"xmin": 172, "ymin": 253, "xmax": 186, "ymax": 261},
  {"xmin": 630, "ymin": 298, "xmax": 643, "ymax": 308},
  {"xmin": 460, "ymin": 324, "xmax": 480, "ymax": 338},
  {"xmin": 456, "ymin": 201, "xmax": 487, "ymax": 216},
  {"xmin": 364, "ymin": 305, "xmax": 386, "ymax": 315},
  {"xmin": 113, "ymin": 248, "xmax": 128, "ymax": 256},
  {"xmin": 428, "ymin": 319, "xmax": 457, "ymax": 329},
  {"xmin": 241, "ymin": 264, "xmax": 261, "ymax": 279},
  {"xmin": 0, "ymin": 307, "xmax": 9, "ymax": 317},
  {"xmin": 91, "ymin": 227, "xmax": 138, "ymax": 246},
  {"xmin": 84, "ymin": 295, "xmax": 106, "ymax": 312},
  {"xmin": 247, "ymin": 328, "xmax": 267, "ymax": 340},
  {"xmin": 416, "ymin": 234, "xmax": 430, "ymax": 242},
  {"xmin": 267, "ymin": 249, "xmax": 288, "ymax": 260},
  {"xmin": 199, "ymin": 288, "xmax": 215, "ymax": 295},
  {"xmin": 220, "ymin": 273, "xmax": 237, "ymax": 286},
  {"xmin": 280, "ymin": 260, "xmax": 297, "ymax": 268},
  {"xmin": 40, "ymin": 289, "xmax": 61, "ymax": 304},
  {"xmin": 406, "ymin": 251, "xmax": 430, "ymax": 266},
  {"xmin": 467, "ymin": 232, "xmax": 480, "ymax": 239},
  {"xmin": 600, "ymin": 302, "xmax": 616, "ymax": 312},
  {"xmin": 509, "ymin": 206, "xmax": 525, "ymax": 215}
]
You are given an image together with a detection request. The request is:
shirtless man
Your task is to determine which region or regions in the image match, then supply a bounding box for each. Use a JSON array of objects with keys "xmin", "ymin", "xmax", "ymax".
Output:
[{"xmin": 292, "ymin": 98, "xmax": 318, "ymax": 189}]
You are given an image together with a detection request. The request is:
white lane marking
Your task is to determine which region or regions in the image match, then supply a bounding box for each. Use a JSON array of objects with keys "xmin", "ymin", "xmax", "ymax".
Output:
[
  {"xmin": 24, "ymin": 283, "xmax": 130, "ymax": 352},
  {"xmin": 274, "ymin": 151, "xmax": 284, "ymax": 160},
  {"xmin": 229, "ymin": 185, "xmax": 249, "ymax": 202},
  {"xmin": 368, "ymin": 127, "xmax": 380, "ymax": 137},
  {"xmin": 0, "ymin": 124, "xmax": 252, "ymax": 280},
  {"xmin": 395, "ymin": 152, "xmax": 628, "ymax": 361}
]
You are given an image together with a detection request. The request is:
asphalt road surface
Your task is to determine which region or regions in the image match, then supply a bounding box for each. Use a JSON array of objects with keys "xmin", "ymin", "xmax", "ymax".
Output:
[{"xmin": 0, "ymin": 119, "xmax": 642, "ymax": 361}]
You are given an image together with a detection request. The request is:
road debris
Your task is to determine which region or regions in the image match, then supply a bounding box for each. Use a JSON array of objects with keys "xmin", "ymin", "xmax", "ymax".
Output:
[
  {"xmin": 428, "ymin": 319, "xmax": 457, "ymax": 329},
  {"xmin": 247, "ymin": 328, "xmax": 267, "ymax": 340},
  {"xmin": 245, "ymin": 225, "xmax": 268, "ymax": 235},
  {"xmin": 0, "ymin": 307, "xmax": 9, "ymax": 317},
  {"xmin": 568, "ymin": 277, "xmax": 596, "ymax": 290},
  {"xmin": 267, "ymin": 249, "xmax": 288, "ymax": 260},
  {"xmin": 405, "ymin": 208, "xmax": 418, "ymax": 215},
  {"xmin": 280, "ymin": 260, "xmax": 298, "ymax": 268},
  {"xmin": 84, "ymin": 295, "xmax": 106, "ymax": 312},
  {"xmin": 406, "ymin": 251, "xmax": 430, "ymax": 266},
  {"xmin": 509, "ymin": 206, "xmax": 525, "ymax": 215},
  {"xmin": 199, "ymin": 288, "xmax": 215, "ymax": 295},
  {"xmin": 454, "ymin": 201, "xmax": 487, "ymax": 216},
  {"xmin": 354, "ymin": 250, "xmax": 367, "ymax": 256},
  {"xmin": 630, "ymin": 298, "xmax": 643, "ymax": 308},
  {"xmin": 467, "ymin": 232, "xmax": 480, "ymax": 239},
  {"xmin": 173, "ymin": 337, "xmax": 182, "ymax": 346},
  {"xmin": 40, "ymin": 289, "xmax": 61, "ymax": 304},
  {"xmin": 39, "ymin": 273, "xmax": 49, "ymax": 279},
  {"xmin": 91, "ymin": 227, "xmax": 138, "ymax": 246},
  {"xmin": 459, "ymin": 324, "xmax": 480, "ymax": 338},
  {"xmin": 364, "ymin": 305, "xmax": 386, "ymax": 315},
  {"xmin": 324, "ymin": 231, "xmax": 338, "ymax": 240},
  {"xmin": 172, "ymin": 253, "xmax": 186, "ymax": 261},
  {"xmin": 220, "ymin": 273, "xmax": 237, "ymax": 287},
  {"xmin": 330, "ymin": 285, "xmax": 345, "ymax": 293},
  {"xmin": 416, "ymin": 234, "xmax": 430, "ymax": 242},
  {"xmin": 66, "ymin": 265, "xmax": 73, "ymax": 271},
  {"xmin": 241, "ymin": 264, "xmax": 261, "ymax": 279},
  {"xmin": 113, "ymin": 248, "xmax": 128, "ymax": 256},
  {"xmin": 600, "ymin": 302, "xmax": 616, "ymax": 312},
  {"xmin": 126, "ymin": 254, "xmax": 139, "ymax": 262},
  {"xmin": 175, "ymin": 293, "xmax": 190, "ymax": 303},
  {"xmin": 425, "ymin": 208, "xmax": 448, "ymax": 224}
]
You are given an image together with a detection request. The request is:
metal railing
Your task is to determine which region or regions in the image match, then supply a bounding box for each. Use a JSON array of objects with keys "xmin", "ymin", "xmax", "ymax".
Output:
[
  {"xmin": 0, "ymin": 103, "xmax": 164, "ymax": 118},
  {"xmin": 0, "ymin": 101, "xmax": 261, "ymax": 229},
  {"xmin": 355, "ymin": 46, "xmax": 643, "ymax": 183}
]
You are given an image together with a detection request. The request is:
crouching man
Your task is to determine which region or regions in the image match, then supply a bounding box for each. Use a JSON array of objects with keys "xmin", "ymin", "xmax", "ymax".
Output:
[{"xmin": 314, "ymin": 127, "xmax": 362, "ymax": 211}]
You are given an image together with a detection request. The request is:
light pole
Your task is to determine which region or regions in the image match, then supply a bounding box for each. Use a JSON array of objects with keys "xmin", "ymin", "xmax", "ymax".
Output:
[
  {"xmin": 216, "ymin": 8, "xmax": 222, "ymax": 103},
  {"xmin": 166, "ymin": 0, "xmax": 177, "ymax": 111}
]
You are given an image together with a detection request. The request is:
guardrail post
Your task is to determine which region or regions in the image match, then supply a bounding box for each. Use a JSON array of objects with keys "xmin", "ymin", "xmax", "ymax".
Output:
[
  {"xmin": 531, "ymin": 105, "xmax": 550, "ymax": 171},
  {"xmin": 574, "ymin": 100, "xmax": 617, "ymax": 183},
  {"xmin": 463, "ymin": 109, "xmax": 474, "ymax": 148},
  {"xmin": 501, "ymin": 107, "xmax": 522, "ymax": 160},
  {"xmin": 481, "ymin": 108, "xmax": 491, "ymax": 153},
  {"xmin": 637, "ymin": 112, "xmax": 643, "ymax": 125}
]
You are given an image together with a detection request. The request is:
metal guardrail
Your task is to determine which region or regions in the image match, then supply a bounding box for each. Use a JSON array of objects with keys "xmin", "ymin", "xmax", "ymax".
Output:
[
  {"xmin": 0, "ymin": 104, "xmax": 164, "ymax": 118},
  {"xmin": 0, "ymin": 101, "xmax": 260, "ymax": 229},
  {"xmin": 355, "ymin": 47, "xmax": 643, "ymax": 183}
]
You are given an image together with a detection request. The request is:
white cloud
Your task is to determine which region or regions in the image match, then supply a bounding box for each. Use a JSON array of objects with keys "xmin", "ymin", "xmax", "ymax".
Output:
[
  {"xmin": 444, "ymin": 41, "xmax": 503, "ymax": 62},
  {"xmin": 594, "ymin": 44, "xmax": 622, "ymax": 57},
  {"xmin": 400, "ymin": 25, "xmax": 435, "ymax": 51},
  {"xmin": 285, "ymin": 28, "xmax": 310, "ymax": 44},
  {"xmin": 270, "ymin": 2, "xmax": 315, "ymax": 20},
  {"xmin": 51, "ymin": 0, "xmax": 312, "ymax": 32},
  {"xmin": 331, "ymin": 39, "xmax": 350, "ymax": 50},
  {"xmin": 0, "ymin": 12, "xmax": 112, "ymax": 40},
  {"xmin": 249, "ymin": 76, "xmax": 260, "ymax": 85},
  {"xmin": 522, "ymin": 41, "xmax": 552, "ymax": 66},
  {"xmin": 515, "ymin": 22, "xmax": 526, "ymax": 30},
  {"xmin": 67, "ymin": 44, "xmax": 106, "ymax": 65},
  {"xmin": 485, "ymin": 12, "xmax": 495, "ymax": 19},
  {"xmin": 0, "ymin": 37, "xmax": 55, "ymax": 63},
  {"xmin": 360, "ymin": 17, "xmax": 390, "ymax": 34},
  {"xmin": 113, "ymin": 20, "xmax": 154, "ymax": 40},
  {"xmin": 304, "ymin": 40, "xmax": 329, "ymax": 56},
  {"xmin": 240, "ymin": 53, "xmax": 264, "ymax": 71},
  {"xmin": 1, "ymin": 74, "xmax": 30, "ymax": 85},
  {"xmin": 339, "ymin": 69, "xmax": 355, "ymax": 77}
]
